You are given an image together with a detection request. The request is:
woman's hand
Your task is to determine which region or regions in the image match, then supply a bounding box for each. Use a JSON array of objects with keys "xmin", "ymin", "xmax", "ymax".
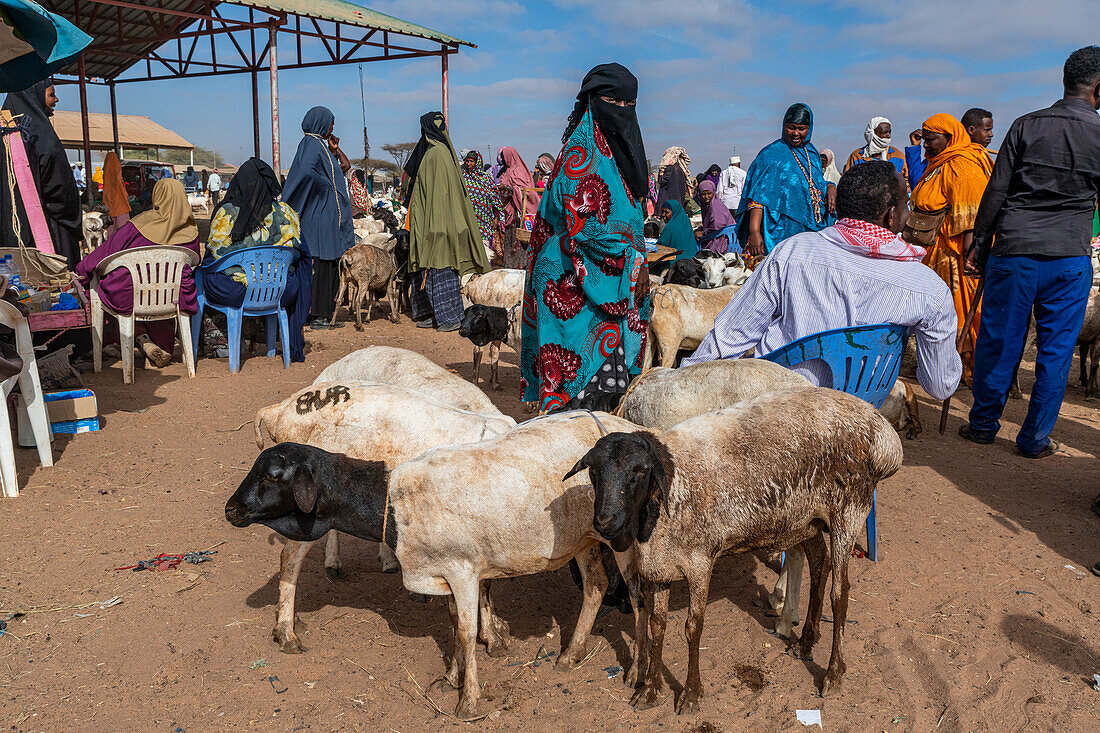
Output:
[
  {"xmin": 744, "ymin": 206, "xmax": 766, "ymax": 257},
  {"xmin": 327, "ymin": 135, "xmax": 340, "ymax": 154},
  {"xmin": 826, "ymin": 184, "xmax": 837, "ymax": 214}
]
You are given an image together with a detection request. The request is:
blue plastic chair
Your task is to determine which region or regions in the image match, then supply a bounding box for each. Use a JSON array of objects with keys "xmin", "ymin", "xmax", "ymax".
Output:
[
  {"xmin": 191, "ymin": 246, "xmax": 299, "ymax": 373},
  {"xmin": 760, "ymin": 323, "xmax": 909, "ymax": 561}
]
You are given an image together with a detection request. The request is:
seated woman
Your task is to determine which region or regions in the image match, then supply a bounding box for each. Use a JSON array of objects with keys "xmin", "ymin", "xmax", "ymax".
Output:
[
  {"xmin": 201, "ymin": 157, "xmax": 312, "ymax": 363},
  {"xmin": 649, "ymin": 199, "xmax": 698, "ymax": 278},
  {"xmin": 348, "ymin": 168, "xmax": 371, "ymax": 215},
  {"xmin": 76, "ymin": 178, "xmax": 200, "ymax": 368},
  {"xmin": 697, "ymin": 179, "xmax": 738, "ymax": 254}
]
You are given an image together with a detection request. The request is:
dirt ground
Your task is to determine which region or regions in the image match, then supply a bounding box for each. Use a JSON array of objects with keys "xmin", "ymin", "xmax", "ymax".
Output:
[{"xmin": 0, "ymin": 312, "xmax": 1097, "ymax": 732}]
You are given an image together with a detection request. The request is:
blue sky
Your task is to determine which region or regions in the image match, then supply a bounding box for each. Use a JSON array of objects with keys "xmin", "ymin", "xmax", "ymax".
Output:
[{"xmin": 57, "ymin": 0, "xmax": 1097, "ymax": 173}]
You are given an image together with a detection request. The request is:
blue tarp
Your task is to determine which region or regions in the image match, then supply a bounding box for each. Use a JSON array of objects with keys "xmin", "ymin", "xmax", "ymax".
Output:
[{"xmin": 0, "ymin": 0, "xmax": 92, "ymax": 92}]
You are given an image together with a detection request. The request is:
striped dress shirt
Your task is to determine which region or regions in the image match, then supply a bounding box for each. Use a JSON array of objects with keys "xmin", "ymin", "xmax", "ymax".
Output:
[{"xmin": 681, "ymin": 226, "xmax": 962, "ymax": 400}]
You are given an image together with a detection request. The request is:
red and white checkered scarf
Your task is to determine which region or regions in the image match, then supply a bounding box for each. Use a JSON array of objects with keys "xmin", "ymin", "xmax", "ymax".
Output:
[{"xmin": 833, "ymin": 218, "xmax": 925, "ymax": 262}]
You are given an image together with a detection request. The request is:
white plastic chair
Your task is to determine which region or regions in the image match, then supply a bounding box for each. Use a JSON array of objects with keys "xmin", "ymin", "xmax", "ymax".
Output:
[
  {"xmin": 90, "ymin": 245, "xmax": 200, "ymax": 384},
  {"xmin": 0, "ymin": 299, "xmax": 54, "ymax": 498}
]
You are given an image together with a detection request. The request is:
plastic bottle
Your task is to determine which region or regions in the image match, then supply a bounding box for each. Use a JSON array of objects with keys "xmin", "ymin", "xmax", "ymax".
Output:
[
  {"xmin": 0, "ymin": 257, "xmax": 11, "ymax": 286},
  {"xmin": 7, "ymin": 255, "xmax": 21, "ymax": 291}
]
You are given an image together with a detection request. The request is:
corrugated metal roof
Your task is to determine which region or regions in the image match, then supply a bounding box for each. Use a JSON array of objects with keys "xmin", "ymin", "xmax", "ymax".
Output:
[
  {"xmin": 50, "ymin": 110, "xmax": 194, "ymax": 150},
  {"xmin": 234, "ymin": 1, "xmax": 473, "ymax": 47},
  {"xmin": 47, "ymin": 0, "xmax": 472, "ymax": 81}
]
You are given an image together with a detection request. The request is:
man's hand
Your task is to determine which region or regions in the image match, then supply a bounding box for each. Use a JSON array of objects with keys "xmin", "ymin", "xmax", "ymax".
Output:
[
  {"xmin": 909, "ymin": 130, "xmax": 923, "ymax": 146},
  {"xmin": 963, "ymin": 247, "xmax": 982, "ymax": 278}
]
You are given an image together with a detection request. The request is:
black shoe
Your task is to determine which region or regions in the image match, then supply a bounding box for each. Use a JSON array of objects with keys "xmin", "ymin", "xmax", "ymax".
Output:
[
  {"xmin": 1091, "ymin": 561, "xmax": 1100, "ymax": 578},
  {"xmin": 309, "ymin": 318, "xmax": 330, "ymax": 330},
  {"xmin": 437, "ymin": 322, "xmax": 460, "ymax": 333},
  {"xmin": 415, "ymin": 319, "xmax": 434, "ymax": 329},
  {"xmin": 958, "ymin": 423, "xmax": 995, "ymax": 445}
]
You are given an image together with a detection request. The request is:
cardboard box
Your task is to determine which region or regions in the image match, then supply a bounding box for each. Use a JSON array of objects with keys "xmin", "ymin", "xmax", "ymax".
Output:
[{"xmin": 14, "ymin": 389, "xmax": 99, "ymax": 446}]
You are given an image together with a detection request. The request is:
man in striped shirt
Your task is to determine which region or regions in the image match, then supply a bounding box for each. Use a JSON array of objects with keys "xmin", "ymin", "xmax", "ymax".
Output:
[{"xmin": 682, "ymin": 161, "xmax": 962, "ymax": 401}]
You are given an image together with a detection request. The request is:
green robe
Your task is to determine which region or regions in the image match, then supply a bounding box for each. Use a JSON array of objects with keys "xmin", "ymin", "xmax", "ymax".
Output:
[{"xmin": 408, "ymin": 139, "xmax": 490, "ymax": 276}]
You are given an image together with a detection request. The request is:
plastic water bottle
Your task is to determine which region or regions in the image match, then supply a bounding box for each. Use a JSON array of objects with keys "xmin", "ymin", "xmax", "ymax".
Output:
[
  {"xmin": 6, "ymin": 256, "xmax": 21, "ymax": 291},
  {"xmin": 0, "ymin": 257, "xmax": 11, "ymax": 287}
]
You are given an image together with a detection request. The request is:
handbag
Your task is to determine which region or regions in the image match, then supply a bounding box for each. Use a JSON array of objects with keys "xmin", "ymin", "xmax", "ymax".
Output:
[{"xmin": 901, "ymin": 206, "xmax": 948, "ymax": 247}]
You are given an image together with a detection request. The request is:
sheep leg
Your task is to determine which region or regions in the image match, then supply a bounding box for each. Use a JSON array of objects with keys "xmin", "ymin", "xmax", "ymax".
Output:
[
  {"xmin": 443, "ymin": 596, "xmax": 465, "ymax": 689},
  {"xmin": 477, "ymin": 581, "xmax": 512, "ymax": 658},
  {"xmin": 330, "ymin": 274, "xmax": 347, "ymax": 328},
  {"xmin": 798, "ymin": 531, "xmax": 828, "ymax": 661},
  {"xmin": 676, "ymin": 562, "xmax": 714, "ymax": 715},
  {"xmin": 630, "ymin": 582, "xmax": 670, "ymax": 710},
  {"xmin": 903, "ymin": 382, "xmax": 922, "ymax": 439},
  {"xmin": 617, "ymin": 553, "xmax": 648, "ymax": 688},
  {"xmin": 558, "ymin": 545, "xmax": 609, "ymax": 669},
  {"xmin": 387, "ymin": 277, "xmax": 400, "ymax": 323},
  {"xmin": 768, "ymin": 556, "xmax": 789, "ymax": 615},
  {"xmin": 490, "ymin": 342, "xmax": 503, "ymax": 391},
  {"xmin": 657, "ymin": 331, "xmax": 681, "ymax": 368},
  {"xmin": 820, "ymin": 531, "xmax": 853, "ymax": 698},
  {"xmin": 472, "ymin": 346, "xmax": 483, "ymax": 387},
  {"xmin": 377, "ymin": 543, "xmax": 400, "ymax": 574},
  {"xmin": 1087, "ymin": 343, "xmax": 1099, "ymax": 401},
  {"xmin": 451, "ymin": 578, "xmax": 483, "ymax": 719},
  {"xmin": 273, "ymin": 540, "xmax": 312, "ymax": 653},
  {"xmin": 323, "ymin": 530, "xmax": 344, "ymax": 580},
  {"xmin": 1079, "ymin": 343, "xmax": 1088, "ymax": 387},
  {"xmin": 354, "ymin": 283, "xmax": 367, "ymax": 331},
  {"xmin": 775, "ymin": 546, "xmax": 805, "ymax": 640},
  {"xmin": 641, "ymin": 325, "xmax": 655, "ymax": 373}
]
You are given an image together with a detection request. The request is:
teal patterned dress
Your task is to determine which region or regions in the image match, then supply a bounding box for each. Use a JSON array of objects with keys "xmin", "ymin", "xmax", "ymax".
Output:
[{"xmin": 520, "ymin": 109, "xmax": 649, "ymax": 412}]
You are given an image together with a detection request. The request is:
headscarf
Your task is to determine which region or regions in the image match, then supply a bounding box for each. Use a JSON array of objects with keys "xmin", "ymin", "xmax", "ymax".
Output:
[
  {"xmin": 659, "ymin": 147, "xmax": 692, "ymax": 185},
  {"xmin": 214, "ymin": 156, "xmax": 283, "ymax": 244},
  {"xmin": 704, "ymin": 164, "xmax": 722, "ymax": 189},
  {"xmin": 656, "ymin": 200, "xmax": 697, "ymax": 259},
  {"xmin": 403, "ymin": 111, "xmax": 451, "ymax": 202},
  {"xmin": 920, "ymin": 113, "xmax": 994, "ymax": 175},
  {"xmin": 101, "ymin": 152, "xmax": 129, "ymax": 217},
  {"xmin": 182, "ymin": 166, "xmax": 199, "ymax": 188},
  {"xmin": 92, "ymin": 166, "xmax": 103, "ymax": 185},
  {"xmin": 281, "ymin": 106, "xmax": 353, "ymax": 261},
  {"xmin": 699, "ymin": 179, "xmax": 736, "ymax": 233},
  {"xmin": 130, "ymin": 178, "xmax": 198, "ymax": 246},
  {"xmin": 562, "ymin": 63, "xmax": 648, "ymax": 200},
  {"xmin": 497, "ymin": 146, "xmax": 540, "ymax": 228},
  {"xmin": 819, "ymin": 148, "xmax": 842, "ymax": 185},
  {"xmin": 864, "ymin": 116, "xmax": 891, "ymax": 159},
  {"xmin": 535, "ymin": 153, "xmax": 554, "ymax": 176},
  {"xmin": 1, "ymin": 79, "xmax": 82, "ymax": 265},
  {"xmin": 461, "ymin": 150, "xmax": 501, "ymax": 241},
  {"xmin": 738, "ymin": 103, "xmax": 830, "ymax": 230}
]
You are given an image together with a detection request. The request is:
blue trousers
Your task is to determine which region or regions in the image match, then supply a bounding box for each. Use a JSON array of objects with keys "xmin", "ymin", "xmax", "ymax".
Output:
[{"xmin": 968, "ymin": 254, "xmax": 1092, "ymax": 455}]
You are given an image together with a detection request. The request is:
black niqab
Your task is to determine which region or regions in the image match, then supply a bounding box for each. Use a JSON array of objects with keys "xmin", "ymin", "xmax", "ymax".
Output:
[
  {"xmin": 563, "ymin": 63, "xmax": 648, "ymax": 200},
  {"xmin": 1, "ymin": 79, "xmax": 82, "ymax": 266},
  {"xmin": 403, "ymin": 112, "xmax": 451, "ymax": 204},
  {"xmin": 214, "ymin": 156, "xmax": 283, "ymax": 243}
]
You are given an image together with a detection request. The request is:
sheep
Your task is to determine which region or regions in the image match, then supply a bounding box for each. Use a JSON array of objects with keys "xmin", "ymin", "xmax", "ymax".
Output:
[
  {"xmin": 461, "ymin": 267, "xmax": 525, "ymax": 310},
  {"xmin": 251, "ymin": 380, "xmax": 516, "ymax": 654},
  {"xmin": 877, "ymin": 378, "xmax": 922, "ymax": 439},
  {"xmin": 664, "ymin": 258, "xmax": 709, "ymax": 288},
  {"xmin": 330, "ymin": 244, "xmax": 398, "ymax": 329},
  {"xmin": 371, "ymin": 204, "xmax": 401, "ymax": 234},
  {"xmin": 353, "ymin": 217, "xmax": 385, "ymax": 237},
  {"xmin": 81, "ymin": 210, "xmax": 110, "ymax": 256},
  {"xmin": 458, "ymin": 303, "xmax": 521, "ymax": 390},
  {"xmin": 314, "ymin": 345, "xmax": 506, "ymax": 417},
  {"xmin": 571, "ymin": 387, "xmax": 903, "ymax": 712},
  {"xmin": 693, "ymin": 252, "xmax": 726, "ymax": 288},
  {"xmin": 643, "ymin": 283, "xmax": 741, "ymax": 369},
  {"xmin": 385, "ymin": 410, "xmax": 644, "ymax": 718},
  {"xmin": 615, "ymin": 359, "xmax": 811, "ymax": 430},
  {"xmin": 355, "ymin": 231, "xmax": 394, "ymax": 249},
  {"xmin": 1077, "ymin": 288, "xmax": 1100, "ymax": 400}
]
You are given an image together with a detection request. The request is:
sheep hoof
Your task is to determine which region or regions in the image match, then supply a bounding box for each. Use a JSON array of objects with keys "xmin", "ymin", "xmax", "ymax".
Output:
[
  {"xmin": 380, "ymin": 562, "xmax": 400, "ymax": 574},
  {"xmin": 555, "ymin": 650, "xmax": 582, "ymax": 670},
  {"xmin": 1086, "ymin": 394, "xmax": 1097, "ymax": 402},
  {"xmin": 820, "ymin": 671, "xmax": 844, "ymax": 698},
  {"xmin": 675, "ymin": 687, "xmax": 702, "ymax": 715},
  {"xmin": 629, "ymin": 682, "xmax": 666, "ymax": 710},
  {"xmin": 273, "ymin": 629, "xmax": 305, "ymax": 654},
  {"xmin": 325, "ymin": 566, "xmax": 346, "ymax": 581},
  {"xmin": 624, "ymin": 662, "xmax": 640, "ymax": 688},
  {"xmin": 455, "ymin": 695, "xmax": 480, "ymax": 720},
  {"xmin": 775, "ymin": 621, "xmax": 796, "ymax": 641},
  {"xmin": 1008, "ymin": 387, "xmax": 1023, "ymax": 400},
  {"xmin": 354, "ymin": 323, "xmax": 364, "ymax": 332}
]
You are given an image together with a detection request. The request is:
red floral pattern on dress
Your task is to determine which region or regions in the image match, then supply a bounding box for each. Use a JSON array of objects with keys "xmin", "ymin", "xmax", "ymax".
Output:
[
  {"xmin": 596, "ymin": 254, "xmax": 626, "ymax": 276},
  {"xmin": 627, "ymin": 308, "xmax": 648, "ymax": 334},
  {"xmin": 574, "ymin": 174, "xmax": 611, "ymax": 224},
  {"xmin": 593, "ymin": 124, "xmax": 612, "ymax": 158},
  {"xmin": 530, "ymin": 214, "xmax": 553, "ymax": 253},
  {"xmin": 538, "ymin": 344, "xmax": 581, "ymax": 390},
  {"xmin": 601, "ymin": 298, "xmax": 629, "ymax": 317},
  {"xmin": 543, "ymin": 273, "xmax": 586, "ymax": 320}
]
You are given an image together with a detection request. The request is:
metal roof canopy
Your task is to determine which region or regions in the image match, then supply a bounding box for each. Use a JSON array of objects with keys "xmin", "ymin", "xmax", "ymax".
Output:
[{"xmin": 37, "ymin": 0, "xmax": 473, "ymax": 189}]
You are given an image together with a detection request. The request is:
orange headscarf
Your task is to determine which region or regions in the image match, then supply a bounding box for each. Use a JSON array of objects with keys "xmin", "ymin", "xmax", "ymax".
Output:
[
  {"xmin": 921, "ymin": 113, "xmax": 993, "ymax": 177},
  {"xmin": 101, "ymin": 152, "xmax": 130, "ymax": 217}
]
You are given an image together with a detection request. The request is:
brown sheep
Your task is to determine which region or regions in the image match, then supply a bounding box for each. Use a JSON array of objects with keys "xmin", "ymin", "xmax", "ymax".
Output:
[{"xmin": 330, "ymin": 244, "xmax": 398, "ymax": 329}]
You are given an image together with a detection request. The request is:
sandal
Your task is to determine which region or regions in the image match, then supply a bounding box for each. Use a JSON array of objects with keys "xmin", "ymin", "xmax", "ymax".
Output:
[
  {"xmin": 958, "ymin": 423, "xmax": 995, "ymax": 445},
  {"xmin": 1017, "ymin": 440, "xmax": 1061, "ymax": 459}
]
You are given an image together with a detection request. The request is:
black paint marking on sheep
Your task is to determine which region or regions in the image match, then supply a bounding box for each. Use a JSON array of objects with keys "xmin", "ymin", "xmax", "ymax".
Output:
[{"xmin": 295, "ymin": 386, "xmax": 352, "ymax": 414}]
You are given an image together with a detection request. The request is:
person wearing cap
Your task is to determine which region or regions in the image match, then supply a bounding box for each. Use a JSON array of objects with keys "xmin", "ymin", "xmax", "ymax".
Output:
[{"xmin": 716, "ymin": 155, "xmax": 746, "ymax": 215}]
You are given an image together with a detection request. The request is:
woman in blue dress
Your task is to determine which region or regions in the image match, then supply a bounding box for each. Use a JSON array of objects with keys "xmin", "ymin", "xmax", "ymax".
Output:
[{"xmin": 737, "ymin": 103, "xmax": 836, "ymax": 259}]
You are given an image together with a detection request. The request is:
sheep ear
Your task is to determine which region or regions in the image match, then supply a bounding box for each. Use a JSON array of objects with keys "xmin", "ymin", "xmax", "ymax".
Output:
[
  {"xmin": 646, "ymin": 441, "xmax": 670, "ymax": 515},
  {"xmin": 292, "ymin": 464, "xmax": 319, "ymax": 514},
  {"xmin": 562, "ymin": 455, "xmax": 589, "ymax": 481}
]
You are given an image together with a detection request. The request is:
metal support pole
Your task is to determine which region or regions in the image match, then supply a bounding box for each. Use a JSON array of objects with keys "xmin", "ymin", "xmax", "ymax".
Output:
[
  {"xmin": 108, "ymin": 81, "xmax": 120, "ymax": 155},
  {"xmin": 251, "ymin": 68, "xmax": 261, "ymax": 159},
  {"xmin": 269, "ymin": 22, "xmax": 281, "ymax": 175},
  {"xmin": 441, "ymin": 50, "xmax": 448, "ymax": 120},
  {"xmin": 76, "ymin": 53, "xmax": 93, "ymax": 205}
]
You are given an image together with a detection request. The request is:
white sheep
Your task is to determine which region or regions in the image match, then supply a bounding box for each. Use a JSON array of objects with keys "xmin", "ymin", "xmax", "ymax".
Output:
[
  {"xmin": 253, "ymin": 380, "xmax": 515, "ymax": 654},
  {"xmin": 573, "ymin": 388, "xmax": 903, "ymax": 712},
  {"xmin": 643, "ymin": 283, "xmax": 741, "ymax": 369},
  {"xmin": 461, "ymin": 267, "xmax": 525, "ymax": 310}
]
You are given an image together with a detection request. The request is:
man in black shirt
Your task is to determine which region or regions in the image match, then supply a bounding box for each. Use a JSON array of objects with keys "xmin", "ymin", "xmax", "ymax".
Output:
[{"xmin": 960, "ymin": 46, "xmax": 1100, "ymax": 458}]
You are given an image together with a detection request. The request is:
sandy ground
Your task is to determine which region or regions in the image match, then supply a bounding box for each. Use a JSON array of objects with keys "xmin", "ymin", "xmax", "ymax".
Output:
[{"xmin": 0, "ymin": 311, "xmax": 1098, "ymax": 732}]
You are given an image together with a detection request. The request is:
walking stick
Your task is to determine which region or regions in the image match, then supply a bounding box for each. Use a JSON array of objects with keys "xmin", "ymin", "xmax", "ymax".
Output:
[{"xmin": 939, "ymin": 278, "xmax": 985, "ymax": 433}]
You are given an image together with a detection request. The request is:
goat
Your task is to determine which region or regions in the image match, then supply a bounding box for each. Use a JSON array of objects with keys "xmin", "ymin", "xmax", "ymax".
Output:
[
  {"xmin": 1077, "ymin": 288, "xmax": 1100, "ymax": 400},
  {"xmin": 458, "ymin": 304, "xmax": 521, "ymax": 390},
  {"xmin": 81, "ymin": 210, "xmax": 111, "ymax": 256},
  {"xmin": 385, "ymin": 410, "xmax": 644, "ymax": 718},
  {"xmin": 664, "ymin": 258, "xmax": 708, "ymax": 288},
  {"xmin": 571, "ymin": 388, "xmax": 903, "ymax": 712},
  {"xmin": 330, "ymin": 244, "xmax": 399, "ymax": 329},
  {"xmin": 461, "ymin": 268, "xmax": 525, "ymax": 310},
  {"xmin": 371, "ymin": 204, "xmax": 401, "ymax": 234},
  {"xmin": 251, "ymin": 381, "xmax": 515, "ymax": 654},
  {"xmin": 643, "ymin": 283, "xmax": 741, "ymax": 369}
]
